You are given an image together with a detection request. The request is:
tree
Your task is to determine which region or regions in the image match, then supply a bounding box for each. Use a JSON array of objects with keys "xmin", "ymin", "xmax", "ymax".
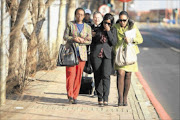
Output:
[
  {"xmin": 37, "ymin": 0, "xmax": 51, "ymax": 71},
  {"xmin": 7, "ymin": 0, "xmax": 31, "ymax": 93},
  {"xmin": 6, "ymin": 0, "xmax": 55, "ymax": 93},
  {"xmin": 23, "ymin": 0, "xmax": 55, "ymax": 89},
  {"xmin": 67, "ymin": 0, "xmax": 76, "ymax": 21}
]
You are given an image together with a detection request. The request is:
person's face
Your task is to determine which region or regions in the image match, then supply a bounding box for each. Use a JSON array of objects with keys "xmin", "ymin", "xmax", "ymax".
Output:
[
  {"xmin": 93, "ymin": 13, "xmax": 103, "ymax": 25},
  {"xmin": 119, "ymin": 15, "xmax": 128, "ymax": 27},
  {"xmin": 75, "ymin": 10, "xmax": 85, "ymax": 22},
  {"xmin": 85, "ymin": 13, "xmax": 90, "ymax": 20},
  {"xmin": 103, "ymin": 19, "xmax": 111, "ymax": 28}
]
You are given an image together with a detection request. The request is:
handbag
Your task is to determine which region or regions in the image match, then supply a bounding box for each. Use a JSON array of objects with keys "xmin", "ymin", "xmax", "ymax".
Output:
[
  {"xmin": 57, "ymin": 43, "xmax": 79, "ymax": 66},
  {"xmin": 115, "ymin": 41, "xmax": 137, "ymax": 66},
  {"xmin": 83, "ymin": 46, "xmax": 93, "ymax": 74}
]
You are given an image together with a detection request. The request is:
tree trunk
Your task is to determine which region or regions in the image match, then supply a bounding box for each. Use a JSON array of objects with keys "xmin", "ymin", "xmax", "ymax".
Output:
[
  {"xmin": 7, "ymin": 0, "xmax": 30, "ymax": 93},
  {"xmin": 7, "ymin": 0, "xmax": 18, "ymax": 27},
  {"xmin": 6, "ymin": 0, "xmax": 28, "ymax": 93},
  {"xmin": 17, "ymin": 37, "xmax": 27, "ymax": 91},
  {"xmin": 25, "ymin": 0, "xmax": 38, "ymax": 77},
  {"xmin": 25, "ymin": 0, "xmax": 55, "ymax": 75},
  {"xmin": 57, "ymin": 0, "xmax": 67, "ymax": 46},
  {"xmin": 37, "ymin": 0, "xmax": 51, "ymax": 70},
  {"xmin": 5, "ymin": 0, "xmax": 55, "ymax": 93},
  {"xmin": 0, "ymin": 0, "xmax": 6, "ymax": 105},
  {"xmin": 25, "ymin": 31, "xmax": 37, "ymax": 77},
  {"xmin": 37, "ymin": 28, "xmax": 51, "ymax": 70},
  {"xmin": 67, "ymin": 0, "xmax": 76, "ymax": 22}
]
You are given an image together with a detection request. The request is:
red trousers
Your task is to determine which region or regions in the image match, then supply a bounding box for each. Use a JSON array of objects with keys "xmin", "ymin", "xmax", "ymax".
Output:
[{"xmin": 66, "ymin": 59, "xmax": 85, "ymax": 99}]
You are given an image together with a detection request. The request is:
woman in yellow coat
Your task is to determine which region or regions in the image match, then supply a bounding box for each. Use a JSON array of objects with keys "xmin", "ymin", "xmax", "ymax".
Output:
[{"xmin": 113, "ymin": 11, "xmax": 143, "ymax": 106}]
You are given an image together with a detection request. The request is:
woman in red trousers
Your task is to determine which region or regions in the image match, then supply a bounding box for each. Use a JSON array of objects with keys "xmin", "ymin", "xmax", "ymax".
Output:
[{"xmin": 63, "ymin": 8, "xmax": 92, "ymax": 104}]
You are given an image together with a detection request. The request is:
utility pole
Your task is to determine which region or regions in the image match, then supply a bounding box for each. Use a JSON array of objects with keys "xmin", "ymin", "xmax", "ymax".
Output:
[
  {"xmin": 119, "ymin": 0, "xmax": 132, "ymax": 11},
  {"xmin": 123, "ymin": 2, "xmax": 127, "ymax": 11},
  {"xmin": 0, "ymin": 0, "xmax": 6, "ymax": 106},
  {"xmin": 174, "ymin": 8, "xmax": 178, "ymax": 25}
]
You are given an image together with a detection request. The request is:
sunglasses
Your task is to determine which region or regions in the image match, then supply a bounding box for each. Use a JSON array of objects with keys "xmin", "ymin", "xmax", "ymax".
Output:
[
  {"xmin": 103, "ymin": 21, "xmax": 111, "ymax": 25},
  {"xmin": 119, "ymin": 19, "xmax": 127, "ymax": 22}
]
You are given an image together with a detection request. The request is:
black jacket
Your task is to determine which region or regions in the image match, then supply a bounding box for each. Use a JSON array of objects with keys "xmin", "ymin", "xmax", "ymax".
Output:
[{"xmin": 90, "ymin": 23, "xmax": 117, "ymax": 59}]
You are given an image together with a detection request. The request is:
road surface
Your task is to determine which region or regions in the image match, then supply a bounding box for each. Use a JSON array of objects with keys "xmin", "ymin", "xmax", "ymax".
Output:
[{"xmin": 137, "ymin": 24, "xmax": 180, "ymax": 120}]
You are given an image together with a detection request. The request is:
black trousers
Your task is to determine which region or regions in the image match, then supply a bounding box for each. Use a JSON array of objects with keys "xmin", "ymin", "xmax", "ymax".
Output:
[{"xmin": 91, "ymin": 56, "xmax": 112, "ymax": 102}]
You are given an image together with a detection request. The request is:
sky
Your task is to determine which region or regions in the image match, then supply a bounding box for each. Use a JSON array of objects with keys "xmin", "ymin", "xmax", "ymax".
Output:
[{"xmin": 133, "ymin": 0, "xmax": 180, "ymax": 11}]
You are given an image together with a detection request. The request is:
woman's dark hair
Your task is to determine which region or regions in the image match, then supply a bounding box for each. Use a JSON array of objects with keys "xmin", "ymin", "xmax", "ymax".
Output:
[
  {"xmin": 119, "ymin": 11, "xmax": 134, "ymax": 29},
  {"xmin": 97, "ymin": 13, "xmax": 114, "ymax": 37},
  {"xmin": 103, "ymin": 13, "xmax": 114, "ymax": 25},
  {"xmin": 75, "ymin": 8, "xmax": 85, "ymax": 15}
]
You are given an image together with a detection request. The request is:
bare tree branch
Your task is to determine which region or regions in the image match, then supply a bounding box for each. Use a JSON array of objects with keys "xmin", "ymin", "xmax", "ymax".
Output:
[
  {"xmin": 21, "ymin": 0, "xmax": 55, "ymax": 41},
  {"xmin": 35, "ymin": 18, "xmax": 45, "ymax": 37},
  {"xmin": 8, "ymin": 0, "xmax": 18, "ymax": 27},
  {"xmin": 22, "ymin": 26, "xmax": 31, "ymax": 41},
  {"xmin": 45, "ymin": 0, "xmax": 55, "ymax": 10},
  {"xmin": 38, "ymin": 0, "xmax": 45, "ymax": 19}
]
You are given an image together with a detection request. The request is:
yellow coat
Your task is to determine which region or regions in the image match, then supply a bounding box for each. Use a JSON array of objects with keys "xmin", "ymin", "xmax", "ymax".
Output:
[{"xmin": 113, "ymin": 23, "xmax": 143, "ymax": 72}]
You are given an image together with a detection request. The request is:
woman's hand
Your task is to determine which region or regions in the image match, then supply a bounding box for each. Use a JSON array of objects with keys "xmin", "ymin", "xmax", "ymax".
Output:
[
  {"xmin": 104, "ymin": 24, "xmax": 110, "ymax": 31},
  {"xmin": 78, "ymin": 37, "xmax": 85, "ymax": 43},
  {"xmin": 73, "ymin": 37, "xmax": 85, "ymax": 43},
  {"xmin": 73, "ymin": 37, "xmax": 80, "ymax": 43},
  {"xmin": 92, "ymin": 32, "xmax": 96, "ymax": 37},
  {"xmin": 124, "ymin": 37, "xmax": 131, "ymax": 44}
]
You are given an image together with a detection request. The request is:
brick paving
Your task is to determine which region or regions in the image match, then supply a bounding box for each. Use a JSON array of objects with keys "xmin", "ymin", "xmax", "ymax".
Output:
[{"xmin": 0, "ymin": 67, "xmax": 159, "ymax": 120}]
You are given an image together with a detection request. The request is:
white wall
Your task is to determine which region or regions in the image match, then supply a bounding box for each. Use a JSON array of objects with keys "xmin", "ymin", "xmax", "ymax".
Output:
[{"xmin": 47, "ymin": 0, "xmax": 60, "ymax": 57}]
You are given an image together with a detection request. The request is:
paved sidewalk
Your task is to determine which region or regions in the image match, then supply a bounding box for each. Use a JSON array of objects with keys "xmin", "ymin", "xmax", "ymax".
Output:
[{"xmin": 0, "ymin": 67, "xmax": 159, "ymax": 120}]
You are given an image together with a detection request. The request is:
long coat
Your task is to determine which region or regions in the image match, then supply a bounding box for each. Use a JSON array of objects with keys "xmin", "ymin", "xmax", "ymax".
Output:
[
  {"xmin": 113, "ymin": 23, "xmax": 143, "ymax": 55},
  {"xmin": 113, "ymin": 23, "xmax": 143, "ymax": 72}
]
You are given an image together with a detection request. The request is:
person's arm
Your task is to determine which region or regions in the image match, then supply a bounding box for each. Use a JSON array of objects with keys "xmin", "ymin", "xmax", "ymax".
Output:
[
  {"xmin": 63, "ymin": 22, "xmax": 82, "ymax": 43},
  {"xmin": 106, "ymin": 27, "xmax": 117, "ymax": 46},
  {"xmin": 133, "ymin": 25, "xmax": 143, "ymax": 44},
  {"xmin": 92, "ymin": 26, "xmax": 102, "ymax": 44},
  {"xmin": 78, "ymin": 25, "xmax": 92, "ymax": 45},
  {"xmin": 63, "ymin": 22, "xmax": 74, "ymax": 42}
]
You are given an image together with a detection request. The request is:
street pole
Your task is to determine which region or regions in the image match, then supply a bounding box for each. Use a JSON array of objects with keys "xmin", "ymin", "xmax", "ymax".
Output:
[
  {"xmin": 47, "ymin": 7, "xmax": 51, "ymax": 52},
  {"xmin": 175, "ymin": 8, "xmax": 178, "ymax": 25},
  {"xmin": 123, "ymin": 2, "xmax": 127, "ymax": 11},
  {"xmin": 0, "ymin": 0, "xmax": 6, "ymax": 106}
]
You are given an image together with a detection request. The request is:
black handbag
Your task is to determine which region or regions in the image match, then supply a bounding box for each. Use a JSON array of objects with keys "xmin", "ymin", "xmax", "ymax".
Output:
[
  {"xmin": 83, "ymin": 46, "xmax": 93, "ymax": 74},
  {"xmin": 57, "ymin": 44, "xmax": 79, "ymax": 66}
]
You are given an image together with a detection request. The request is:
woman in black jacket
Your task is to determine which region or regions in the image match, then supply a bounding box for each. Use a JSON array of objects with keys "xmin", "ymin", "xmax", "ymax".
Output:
[{"xmin": 91, "ymin": 13, "xmax": 117, "ymax": 106}]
